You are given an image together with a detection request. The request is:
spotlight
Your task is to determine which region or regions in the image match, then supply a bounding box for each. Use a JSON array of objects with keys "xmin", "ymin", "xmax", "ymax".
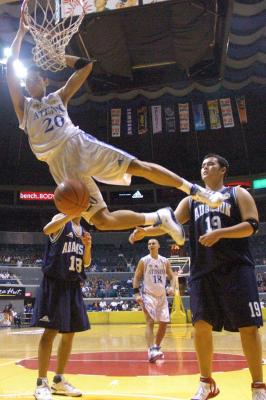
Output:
[{"xmin": 13, "ymin": 59, "xmax": 27, "ymax": 80}]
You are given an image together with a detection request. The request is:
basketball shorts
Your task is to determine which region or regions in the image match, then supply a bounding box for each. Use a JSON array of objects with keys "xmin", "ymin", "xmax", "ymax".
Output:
[
  {"xmin": 189, "ymin": 265, "xmax": 263, "ymax": 332},
  {"xmin": 142, "ymin": 292, "xmax": 170, "ymax": 322},
  {"xmin": 49, "ymin": 131, "xmax": 136, "ymax": 222},
  {"xmin": 31, "ymin": 276, "xmax": 90, "ymax": 333}
]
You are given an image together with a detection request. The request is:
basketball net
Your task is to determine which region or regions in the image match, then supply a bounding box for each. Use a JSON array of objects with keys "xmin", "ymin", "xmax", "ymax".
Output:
[{"xmin": 23, "ymin": 0, "xmax": 86, "ymax": 72}]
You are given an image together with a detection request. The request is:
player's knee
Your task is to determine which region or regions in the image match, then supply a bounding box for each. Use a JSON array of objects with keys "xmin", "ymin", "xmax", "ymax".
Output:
[
  {"xmin": 127, "ymin": 159, "xmax": 150, "ymax": 175},
  {"xmin": 91, "ymin": 209, "xmax": 113, "ymax": 230}
]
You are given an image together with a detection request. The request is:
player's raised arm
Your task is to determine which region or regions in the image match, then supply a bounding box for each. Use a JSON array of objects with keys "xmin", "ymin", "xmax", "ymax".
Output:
[
  {"xmin": 81, "ymin": 232, "xmax": 92, "ymax": 268},
  {"xmin": 6, "ymin": 8, "xmax": 28, "ymax": 124},
  {"xmin": 57, "ymin": 55, "xmax": 93, "ymax": 106}
]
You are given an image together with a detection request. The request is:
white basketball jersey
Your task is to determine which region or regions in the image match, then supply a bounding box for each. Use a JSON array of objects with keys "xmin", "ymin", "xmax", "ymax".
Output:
[
  {"xmin": 19, "ymin": 93, "xmax": 82, "ymax": 162},
  {"xmin": 142, "ymin": 254, "xmax": 168, "ymax": 297}
]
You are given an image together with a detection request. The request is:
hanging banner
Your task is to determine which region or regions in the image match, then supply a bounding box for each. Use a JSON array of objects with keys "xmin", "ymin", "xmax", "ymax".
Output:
[
  {"xmin": 178, "ymin": 103, "xmax": 190, "ymax": 133},
  {"xmin": 192, "ymin": 103, "xmax": 206, "ymax": 131},
  {"xmin": 137, "ymin": 106, "xmax": 148, "ymax": 135},
  {"xmin": 235, "ymin": 96, "xmax": 248, "ymax": 125},
  {"xmin": 111, "ymin": 108, "xmax": 121, "ymax": 137},
  {"xmin": 207, "ymin": 100, "xmax": 221, "ymax": 130},
  {"xmin": 151, "ymin": 105, "xmax": 162, "ymax": 134},
  {"xmin": 164, "ymin": 105, "xmax": 176, "ymax": 133},
  {"xmin": 126, "ymin": 108, "xmax": 133, "ymax": 135},
  {"xmin": 220, "ymin": 98, "xmax": 235, "ymax": 128}
]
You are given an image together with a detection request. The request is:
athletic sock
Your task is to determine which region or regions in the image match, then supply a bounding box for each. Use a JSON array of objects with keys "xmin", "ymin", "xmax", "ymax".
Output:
[{"xmin": 142, "ymin": 212, "xmax": 159, "ymax": 226}]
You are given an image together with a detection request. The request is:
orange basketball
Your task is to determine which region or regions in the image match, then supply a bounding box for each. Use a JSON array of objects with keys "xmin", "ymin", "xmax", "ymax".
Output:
[{"xmin": 54, "ymin": 179, "xmax": 90, "ymax": 215}]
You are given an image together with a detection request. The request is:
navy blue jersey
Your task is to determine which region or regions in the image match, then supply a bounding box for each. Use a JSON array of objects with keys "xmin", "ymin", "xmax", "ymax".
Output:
[
  {"xmin": 189, "ymin": 186, "xmax": 254, "ymax": 281},
  {"xmin": 42, "ymin": 221, "xmax": 87, "ymax": 282}
]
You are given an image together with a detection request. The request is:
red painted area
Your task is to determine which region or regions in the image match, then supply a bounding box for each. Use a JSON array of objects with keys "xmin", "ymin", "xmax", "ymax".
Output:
[{"xmin": 17, "ymin": 351, "xmax": 247, "ymax": 376}]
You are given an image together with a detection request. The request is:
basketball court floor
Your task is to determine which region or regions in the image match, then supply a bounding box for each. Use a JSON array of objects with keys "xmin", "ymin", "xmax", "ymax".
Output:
[{"xmin": 1, "ymin": 323, "xmax": 266, "ymax": 400}]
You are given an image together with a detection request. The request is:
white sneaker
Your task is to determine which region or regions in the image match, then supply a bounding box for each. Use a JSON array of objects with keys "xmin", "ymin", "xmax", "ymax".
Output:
[
  {"xmin": 155, "ymin": 207, "xmax": 185, "ymax": 246},
  {"xmin": 148, "ymin": 346, "xmax": 164, "ymax": 363},
  {"xmin": 252, "ymin": 383, "xmax": 266, "ymax": 400},
  {"xmin": 190, "ymin": 184, "xmax": 229, "ymax": 208},
  {"xmin": 51, "ymin": 375, "xmax": 82, "ymax": 397},
  {"xmin": 191, "ymin": 377, "xmax": 219, "ymax": 400},
  {"xmin": 34, "ymin": 379, "xmax": 52, "ymax": 400}
]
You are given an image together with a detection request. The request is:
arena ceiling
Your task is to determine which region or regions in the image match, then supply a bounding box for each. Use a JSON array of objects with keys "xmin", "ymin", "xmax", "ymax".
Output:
[{"xmin": 0, "ymin": 0, "xmax": 265, "ymax": 101}]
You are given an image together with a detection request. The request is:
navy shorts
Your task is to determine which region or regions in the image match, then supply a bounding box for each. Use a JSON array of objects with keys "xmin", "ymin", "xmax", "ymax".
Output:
[
  {"xmin": 32, "ymin": 276, "xmax": 90, "ymax": 333},
  {"xmin": 190, "ymin": 265, "xmax": 263, "ymax": 332}
]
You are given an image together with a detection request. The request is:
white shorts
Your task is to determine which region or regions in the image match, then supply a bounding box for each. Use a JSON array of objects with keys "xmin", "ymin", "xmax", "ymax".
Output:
[
  {"xmin": 48, "ymin": 132, "xmax": 136, "ymax": 222},
  {"xmin": 142, "ymin": 292, "xmax": 170, "ymax": 323}
]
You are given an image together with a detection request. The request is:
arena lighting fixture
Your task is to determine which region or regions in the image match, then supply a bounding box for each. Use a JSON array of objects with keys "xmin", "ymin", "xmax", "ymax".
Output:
[{"xmin": 13, "ymin": 59, "xmax": 27, "ymax": 79}]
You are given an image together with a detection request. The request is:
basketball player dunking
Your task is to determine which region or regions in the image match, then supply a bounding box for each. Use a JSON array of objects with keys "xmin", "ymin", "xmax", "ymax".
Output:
[
  {"xmin": 133, "ymin": 238, "xmax": 176, "ymax": 362},
  {"xmin": 129, "ymin": 154, "xmax": 266, "ymax": 400},
  {"xmin": 7, "ymin": 5, "xmax": 227, "ymax": 245}
]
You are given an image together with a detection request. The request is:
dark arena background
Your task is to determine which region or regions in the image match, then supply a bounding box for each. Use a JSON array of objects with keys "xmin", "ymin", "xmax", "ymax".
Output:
[{"xmin": 0, "ymin": 0, "xmax": 266, "ymax": 399}]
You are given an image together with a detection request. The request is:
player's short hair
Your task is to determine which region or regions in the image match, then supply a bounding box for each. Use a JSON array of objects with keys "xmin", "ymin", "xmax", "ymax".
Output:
[{"xmin": 203, "ymin": 153, "xmax": 229, "ymax": 176}]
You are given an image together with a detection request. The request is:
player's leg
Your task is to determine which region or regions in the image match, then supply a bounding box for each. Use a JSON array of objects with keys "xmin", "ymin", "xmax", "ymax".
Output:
[
  {"xmin": 193, "ymin": 320, "xmax": 213, "ymax": 378},
  {"xmin": 127, "ymin": 159, "xmax": 228, "ymax": 208},
  {"xmin": 51, "ymin": 333, "xmax": 82, "ymax": 397},
  {"xmin": 34, "ymin": 328, "xmax": 57, "ymax": 400},
  {"xmin": 240, "ymin": 326, "xmax": 263, "ymax": 382},
  {"xmin": 55, "ymin": 332, "xmax": 75, "ymax": 375},
  {"xmin": 156, "ymin": 321, "xmax": 167, "ymax": 341},
  {"xmin": 190, "ymin": 276, "xmax": 220, "ymax": 400}
]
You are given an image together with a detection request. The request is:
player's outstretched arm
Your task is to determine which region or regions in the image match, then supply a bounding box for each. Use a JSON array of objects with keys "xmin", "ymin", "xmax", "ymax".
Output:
[
  {"xmin": 57, "ymin": 55, "xmax": 93, "ymax": 105},
  {"xmin": 6, "ymin": 7, "xmax": 28, "ymax": 123},
  {"xmin": 43, "ymin": 213, "xmax": 78, "ymax": 236}
]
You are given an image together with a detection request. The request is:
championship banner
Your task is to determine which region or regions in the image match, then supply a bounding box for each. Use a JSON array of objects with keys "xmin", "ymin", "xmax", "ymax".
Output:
[
  {"xmin": 61, "ymin": 0, "xmax": 94, "ymax": 17},
  {"xmin": 235, "ymin": 96, "xmax": 248, "ymax": 125},
  {"xmin": 137, "ymin": 106, "xmax": 148, "ymax": 135},
  {"xmin": 192, "ymin": 103, "xmax": 206, "ymax": 131},
  {"xmin": 164, "ymin": 105, "xmax": 176, "ymax": 133},
  {"xmin": 0, "ymin": 286, "xmax": 25, "ymax": 299},
  {"xmin": 151, "ymin": 105, "xmax": 162, "ymax": 134},
  {"xmin": 126, "ymin": 108, "xmax": 133, "ymax": 135},
  {"xmin": 207, "ymin": 100, "xmax": 221, "ymax": 130},
  {"xmin": 111, "ymin": 108, "xmax": 121, "ymax": 137},
  {"xmin": 219, "ymin": 98, "xmax": 235, "ymax": 128},
  {"xmin": 61, "ymin": 0, "xmax": 169, "ymax": 17},
  {"xmin": 178, "ymin": 103, "xmax": 190, "ymax": 133}
]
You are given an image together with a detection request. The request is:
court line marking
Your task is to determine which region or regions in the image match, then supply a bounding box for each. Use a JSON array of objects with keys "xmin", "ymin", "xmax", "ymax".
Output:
[{"xmin": 0, "ymin": 393, "xmax": 185, "ymax": 400}]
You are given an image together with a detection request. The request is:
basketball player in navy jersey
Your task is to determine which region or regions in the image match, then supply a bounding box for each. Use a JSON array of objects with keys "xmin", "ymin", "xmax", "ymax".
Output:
[
  {"xmin": 133, "ymin": 238, "xmax": 176, "ymax": 362},
  {"xmin": 6, "ymin": 9, "xmax": 227, "ymax": 247},
  {"xmin": 32, "ymin": 213, "xmax": 92, "ymax": 400},
  {"xmin": 129, "ymin": 154, "xmax": 266, "ymax": 400}
]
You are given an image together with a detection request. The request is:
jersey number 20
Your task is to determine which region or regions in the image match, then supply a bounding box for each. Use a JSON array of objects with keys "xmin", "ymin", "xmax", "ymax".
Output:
[{"xmin": 43, "ymin": 115, "xmax": 65, "ymax": 133}]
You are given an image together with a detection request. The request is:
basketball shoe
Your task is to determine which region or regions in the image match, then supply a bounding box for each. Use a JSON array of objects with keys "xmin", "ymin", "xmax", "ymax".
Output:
[
  {"xmin": 190, "ymin": 184, "xmax": 229, "ymax": 208},
  {"xmin": 252, "ymin": 382, "xmax": 266, "ymax": 400},
  {"xmin": 155, "ymin": 207, "xmax": 185, "ymax": 246},
  {"xmin": 34, "ymin": 378, "xmax": 52, "ymax": 400},
  {"xmin": 148, "ymin": 345, "xmax": 164, "ymax": 363},
  {"xmin": 51, "ymin": 375, "xmax": 82, "ymax": 397},
  {"xmin": 191, "ymin": 377, "xmax": 220, "ymax": 400}
]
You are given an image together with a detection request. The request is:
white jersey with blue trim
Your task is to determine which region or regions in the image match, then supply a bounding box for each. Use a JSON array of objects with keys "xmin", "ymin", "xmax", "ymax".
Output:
[
  {"xmin": 19, "ymin": 92, "xmax": 82, "ymax": 162},
  {"xmin": 142, "ymin": 254, "xmax": 168, "ymax": 297}
]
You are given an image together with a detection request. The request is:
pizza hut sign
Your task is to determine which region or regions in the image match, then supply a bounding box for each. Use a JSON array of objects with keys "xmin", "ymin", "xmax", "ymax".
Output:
[{"xmin": 0, "ymin": 287, "xmax": 25, "ymax": 299}]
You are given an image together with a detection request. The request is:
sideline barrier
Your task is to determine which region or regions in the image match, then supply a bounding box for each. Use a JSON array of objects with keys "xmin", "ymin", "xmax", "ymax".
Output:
[{"xmin": 87, "ymin": 311, "xmax": 145, "ymax": 324}]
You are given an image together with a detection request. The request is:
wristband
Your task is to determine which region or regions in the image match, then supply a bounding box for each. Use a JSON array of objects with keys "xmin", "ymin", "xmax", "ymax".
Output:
[
  {"xmin": 74, "ymin": 57, "xmax": 92, "ymax": 70},
  {"xmin": 133, "ymin": 288, "xmax": 140, "ymax": 294}
]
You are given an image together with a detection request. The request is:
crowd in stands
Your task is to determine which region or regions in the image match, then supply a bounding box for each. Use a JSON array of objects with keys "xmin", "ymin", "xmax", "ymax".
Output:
[{"xmin": 0, "ymin": 270, "xmax": 19, "ymax": 284}]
